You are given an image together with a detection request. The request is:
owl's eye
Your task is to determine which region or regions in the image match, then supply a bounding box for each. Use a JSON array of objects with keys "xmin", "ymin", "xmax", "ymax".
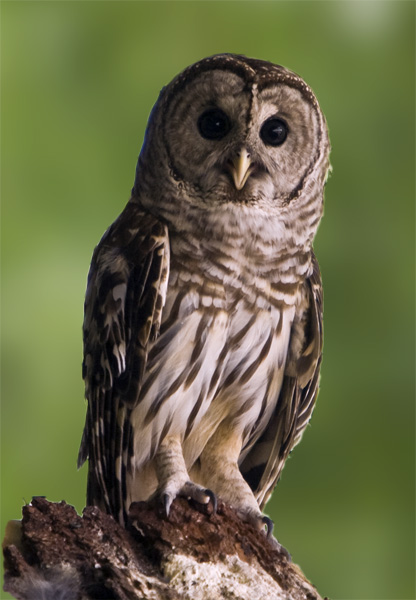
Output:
[
  {"xmin": 197, "ymin": 108, "xmax": 231, "ymax": 140},
  {"xmin": 260, "ymin": 117, "xmax": 288, "ymax": 146}
]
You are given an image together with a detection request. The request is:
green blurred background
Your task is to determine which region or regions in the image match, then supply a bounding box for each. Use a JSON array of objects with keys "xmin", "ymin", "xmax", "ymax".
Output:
[{"xmin": 1, "ymin": 1, "xmax": 414, "ymax": 598}]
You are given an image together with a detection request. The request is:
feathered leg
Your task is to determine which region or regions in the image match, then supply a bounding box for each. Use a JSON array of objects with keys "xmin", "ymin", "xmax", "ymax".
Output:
[
  {"xmin": 153, "ymin": 435, "xmax": 215, "ymax": 515},
  {"xmin": 196, "ymin": 423, "xmax": 272, "ymax": 534}
]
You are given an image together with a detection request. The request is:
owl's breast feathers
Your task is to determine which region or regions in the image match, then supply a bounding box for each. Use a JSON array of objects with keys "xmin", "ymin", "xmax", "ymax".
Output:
[{"xmin": 80, "ymin": 199, "xmax": 322, "ymax": 514}]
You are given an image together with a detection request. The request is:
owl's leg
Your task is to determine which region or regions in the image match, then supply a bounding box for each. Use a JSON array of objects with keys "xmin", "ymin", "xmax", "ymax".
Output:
[
  {"xmin": 198, "ymin": 423, "xmax": 272, "ymax": 535},
  {"xmin": 153, "ymin": 435, "xmax": 216, "ymax": 516}
]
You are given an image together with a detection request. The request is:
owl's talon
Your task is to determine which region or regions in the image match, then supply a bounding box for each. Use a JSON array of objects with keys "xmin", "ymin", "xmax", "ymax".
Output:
[
  {"xmin": 204, "ymin": 488, "xmax": 217, "ymax": 513},
  {"xmin": 162, "ymin": 493, "xmax": 173, "ymax": 517},
  {"xmin": 181, "ymin": 481, "xmax": 211, "ymax": 506},
  {"xmin": 262, "ymin": 515, "xmax": 274, "ymax": 538}
]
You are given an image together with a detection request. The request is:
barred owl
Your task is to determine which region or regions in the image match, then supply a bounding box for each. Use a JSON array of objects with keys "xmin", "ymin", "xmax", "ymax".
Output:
[{"xmin": 78, "ymin": 54, "xmax": 331, "ymax": 536}]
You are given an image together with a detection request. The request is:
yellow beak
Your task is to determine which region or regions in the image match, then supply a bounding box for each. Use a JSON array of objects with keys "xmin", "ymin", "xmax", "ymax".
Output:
[{"xmin": 229, "ymin": 148, "xmax": 252, "ymax": 190}]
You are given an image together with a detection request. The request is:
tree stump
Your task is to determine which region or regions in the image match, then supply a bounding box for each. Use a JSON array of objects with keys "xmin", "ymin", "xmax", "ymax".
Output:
[{"xmin": 3, "ymin": 496, "xmax": 326, "ymax": 599}]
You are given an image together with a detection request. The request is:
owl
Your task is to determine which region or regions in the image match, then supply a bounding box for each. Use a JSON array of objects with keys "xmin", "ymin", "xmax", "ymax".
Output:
[{"xmin": 78, "ymin": 54, "xmax": 331, "ymax": 537}]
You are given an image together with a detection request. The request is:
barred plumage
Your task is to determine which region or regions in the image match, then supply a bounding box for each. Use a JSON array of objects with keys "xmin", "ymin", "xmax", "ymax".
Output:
[{"xmin": 78, "ymin": 54, "xmax": 330, "ymax": 532}]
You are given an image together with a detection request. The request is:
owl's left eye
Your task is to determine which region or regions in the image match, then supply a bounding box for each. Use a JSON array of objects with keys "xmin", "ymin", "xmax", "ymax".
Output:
[
  {"xmin": 197, "ymin": 108, "xmax": 231, "ymax": 140},
  {"xmin": 260, "ymin": 117, "xmax": 288, "ymax": 146}
]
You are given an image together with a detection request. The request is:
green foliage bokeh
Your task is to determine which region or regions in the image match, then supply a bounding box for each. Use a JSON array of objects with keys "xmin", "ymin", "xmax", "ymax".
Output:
[{"xmin": 1, "ymin": 2, "xmax": 414, "ymax": 598}]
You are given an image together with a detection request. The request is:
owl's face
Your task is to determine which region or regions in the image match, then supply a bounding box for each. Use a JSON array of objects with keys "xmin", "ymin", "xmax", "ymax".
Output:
[
  {"xmin": 136, "ymin": 54, "xmax": 330, "ymax": 220},
  {"xmin": 162, "ymin": 69, "xmax": 322, "ymax": 205}
]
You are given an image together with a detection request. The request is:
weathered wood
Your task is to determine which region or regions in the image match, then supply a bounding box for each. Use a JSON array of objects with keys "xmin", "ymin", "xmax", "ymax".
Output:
[{"xmin": 3, "ymin": 497, "xmax": 325, "ymax": 600}]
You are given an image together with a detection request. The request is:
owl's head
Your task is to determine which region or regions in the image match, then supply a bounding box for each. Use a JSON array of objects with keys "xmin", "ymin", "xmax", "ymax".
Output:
[{"xmin": 134, "ymin": 54, "xmax": 330, "ymax": 215}]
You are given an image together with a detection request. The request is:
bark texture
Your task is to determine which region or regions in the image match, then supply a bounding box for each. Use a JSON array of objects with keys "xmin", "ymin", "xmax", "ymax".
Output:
[{"xmin": 3, "ymin": 496, "xmax": 325, "ymax": 600}]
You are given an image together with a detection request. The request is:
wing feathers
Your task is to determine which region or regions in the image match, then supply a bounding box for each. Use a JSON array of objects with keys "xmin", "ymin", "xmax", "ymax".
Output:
[{"xmin": 79, "ymin": 201, "xmax": 169, "ymax": 520}]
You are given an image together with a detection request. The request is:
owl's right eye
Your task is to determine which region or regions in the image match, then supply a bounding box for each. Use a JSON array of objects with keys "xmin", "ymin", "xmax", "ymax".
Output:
[{"xmin": 197, "ymin": 109, "xmax": 231, "ymax": 140}]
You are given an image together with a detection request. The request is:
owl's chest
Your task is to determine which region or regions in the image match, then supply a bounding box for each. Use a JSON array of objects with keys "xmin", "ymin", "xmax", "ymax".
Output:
[
  {"xmin": 158, "ymin": 231, "xmax": 303, "ymax": 413},
  {"xmin": 168, "ymin": 231, "xmax": 305, "ymax": 314},
  {"xmin": 161, "ymin": 248, "xmax": 298, "ymax": 404}
]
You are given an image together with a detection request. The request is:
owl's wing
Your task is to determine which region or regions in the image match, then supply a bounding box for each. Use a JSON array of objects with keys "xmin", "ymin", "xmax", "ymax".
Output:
[
  {"xmin": 241, "ymin": 253, "xmax": 323, "ymax": 510},
  {"xmin": 78, "ymin": 200, "xmax": 170, "ymax": 521}
]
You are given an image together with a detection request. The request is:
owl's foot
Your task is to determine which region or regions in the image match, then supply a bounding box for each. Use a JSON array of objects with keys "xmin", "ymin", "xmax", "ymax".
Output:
[
  {"xmin": 241, "ymin": 509, "xmax": 290, "ymax": 559},
  {"xmin": 235, "ymin": 506, "xmax": 273, "ymax": 536},
  {"xmin": 154, "ymin": 435, "xmax": 217, "ymax": 517},
  {"xmin": 161, "ymin": 482, "xmax": 217, "ymax": 517}
]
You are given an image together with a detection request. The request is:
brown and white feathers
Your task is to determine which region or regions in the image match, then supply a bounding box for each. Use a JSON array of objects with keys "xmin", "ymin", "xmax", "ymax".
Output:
[{"xmin": 78, "ymin": 54, "xmax": 330, "ymax": 532}]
